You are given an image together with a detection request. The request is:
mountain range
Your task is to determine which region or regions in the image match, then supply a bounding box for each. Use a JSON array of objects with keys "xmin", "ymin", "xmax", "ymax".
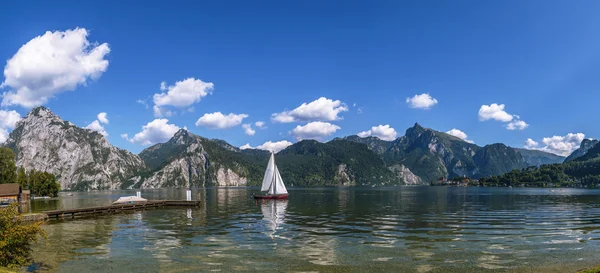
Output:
[{"xmin": 2, "ymin": 107, "xmax": 576, "ymax": 191}]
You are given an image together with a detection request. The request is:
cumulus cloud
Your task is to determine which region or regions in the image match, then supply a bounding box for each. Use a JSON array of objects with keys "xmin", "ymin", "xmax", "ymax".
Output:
[
  {"xmin": 446, "ymin": 128, "xmax": 475, "ymax": 144},
  {"xmin": 152, "ymin": 78, "xmax": 214, "ymax": 117},
  {"xmin": 524, "ymin": 138, "xmax": 539, "ymax": 149},
  {"xmin": 523, "ymin": 133, "xmax": 585, "ymax": 156},
  {"xmin": 1, "ymin": 28, "xmax": 110, "ymax": 108},
  {"xmin": 195, "ymin": 112, "xmax": 248, "ymax": 129},
  {"xmin": 478, "ymin": 103, "xmax": 513, "ymax": 122},
  {"xmin": 0, "ymin": 110, "xmax": 21, "ymax": 143},
  {"xmin": 406, "ymin": 93, "xmax": 438, "ymax": 109},
  {"xmin": 291, "ymin": 121, "xmax": 341, "ymax": 141},
  {"xmin": 255, "ymin": 121, "xmax": 266, "ymax": 129},
  {"xmin": 97, "ymin": 112, "xmax": 109, "ymax": 124},
  {"xmin": 240, "ymin": 143, "xmax": 253, "ymax": 150},
  {"xmin": 506, "ymin": 120, "xmax": 528, "ymax": 130},
  {"xmin": 123, "ymin": 119, "xmax": 181, "ymax": 145},
  {"xmin": 242, "ymin": 124, "xmax": 255, "ymax": 136},
  {"xmin": 357, "ymin": 124, "xmax": 398, "ymax": 141},
  {"xmin": 84, "ymin": 120, "xmax": 108, "ymax": 137},
  {"xmin": 479, "ymin": 103, "xmax": 528, "ymax": 130},
  {"xmin": 271, "ymin": 97, "xmax": 348, "ymax": 123},
  {"xmin": 240, "ymin": 140, "xmax": 293, "ymax": 153}
]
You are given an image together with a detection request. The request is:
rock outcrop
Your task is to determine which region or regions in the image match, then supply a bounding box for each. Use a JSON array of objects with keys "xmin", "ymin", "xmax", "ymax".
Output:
[{"xmin": 4, "ymin": 107, "xmax": 145, "ymax": 190}]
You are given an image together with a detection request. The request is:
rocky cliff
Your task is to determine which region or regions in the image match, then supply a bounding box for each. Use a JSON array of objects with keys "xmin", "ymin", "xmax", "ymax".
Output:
[
  {"xmin": 4, "ymin": 107, "xmax": 145, "ymax": 190},
  {"xmin": 130, "ymin": 129, "xmax": 258, "ymax": 188},
  {"xmin": 564, "ymin": 139, "xmax": 599, "ymax": 162}
]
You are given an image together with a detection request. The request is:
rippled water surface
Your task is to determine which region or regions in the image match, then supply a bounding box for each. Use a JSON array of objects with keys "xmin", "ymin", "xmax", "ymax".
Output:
[{"xmin": 29, "ymin": 187, "xmax": 600, "ymax": 272}]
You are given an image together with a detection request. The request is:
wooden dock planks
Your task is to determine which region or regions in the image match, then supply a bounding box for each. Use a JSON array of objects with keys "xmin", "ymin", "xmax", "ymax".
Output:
[{"xmin": 43, "ymin": 200, "xmax": 201, "ymax": 219}]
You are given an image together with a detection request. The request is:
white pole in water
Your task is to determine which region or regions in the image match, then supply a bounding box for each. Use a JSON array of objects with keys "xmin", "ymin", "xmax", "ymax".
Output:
[
  {"xmin": 136, "ymin": 191, "xmax": 141, "ymax": 198},
  {"xmin": 186, "ymin": 189, "xmax": 191, "ymax": 201}
]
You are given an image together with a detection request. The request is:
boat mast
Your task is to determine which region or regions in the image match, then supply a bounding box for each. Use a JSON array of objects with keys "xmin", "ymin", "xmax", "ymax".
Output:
[{"xmin": 272, "ymin": 152, "xmax": 276, "ymax": 195}]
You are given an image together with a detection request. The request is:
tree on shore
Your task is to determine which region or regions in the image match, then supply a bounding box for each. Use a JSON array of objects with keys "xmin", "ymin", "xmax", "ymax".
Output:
[
  {"xmin": 0, "ymin": 148, "xmax": 16, "ymax": 184},
  {"xmin": 0, "ymin": 203, "xmax": 46, "ymax": 268},
  {"xmin": 16, "ymin": 167, "xmax": 27, "ymax": 190},
  {"xmin": 29, "ymin": 171, "xmax": 60, "ymax": 197}
]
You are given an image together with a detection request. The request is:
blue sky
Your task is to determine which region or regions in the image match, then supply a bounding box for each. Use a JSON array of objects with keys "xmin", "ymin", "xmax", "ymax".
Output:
[{"xmin": 1, "ymin": 1, "xmax": 600, "ymax": 156}]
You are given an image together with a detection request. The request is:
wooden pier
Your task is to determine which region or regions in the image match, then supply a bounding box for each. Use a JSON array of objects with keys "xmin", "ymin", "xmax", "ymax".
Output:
[{"xmin": 43, "ymin": 200, "xmax": 201, "ymax": 219}]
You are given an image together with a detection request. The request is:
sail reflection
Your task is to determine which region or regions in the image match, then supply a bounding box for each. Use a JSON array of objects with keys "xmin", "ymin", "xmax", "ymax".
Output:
[{"xmin": 259, "ymin": 200, "xmax": 288, "ymax": 237}]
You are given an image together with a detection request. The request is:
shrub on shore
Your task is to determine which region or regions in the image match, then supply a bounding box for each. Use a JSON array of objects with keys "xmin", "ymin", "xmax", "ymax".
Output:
[{"xmin": 0, "ymin": 203, "xmax": 46, "ymax": 268}]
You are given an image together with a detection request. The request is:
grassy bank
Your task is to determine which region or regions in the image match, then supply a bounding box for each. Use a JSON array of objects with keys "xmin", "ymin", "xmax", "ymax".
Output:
[
  {"xmin": 0, "ymin": 267, "xmax": 17, "ymax": 273},
  {"xmin": 579, "ymin": 265, "xmax": 600, "ymax": 273}
]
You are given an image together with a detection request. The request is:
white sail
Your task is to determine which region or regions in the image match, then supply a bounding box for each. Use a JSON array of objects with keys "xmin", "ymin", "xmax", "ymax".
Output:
[
  {"xmin": 261, "ymin": 153, "xmax": 275, "ymax": 192},
  {"xmin": 273, "ymin": 165, "xmax": 288, "ymax": 195}
]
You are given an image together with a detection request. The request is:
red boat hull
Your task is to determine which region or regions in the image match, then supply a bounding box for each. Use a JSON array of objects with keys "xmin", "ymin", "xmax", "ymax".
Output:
[{"xmin": 253, "ymin": 194, "xmax": 289, "ymax": 199}]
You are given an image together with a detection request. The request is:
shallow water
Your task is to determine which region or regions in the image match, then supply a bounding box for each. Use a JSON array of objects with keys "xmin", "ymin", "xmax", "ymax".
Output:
[{"xmin": 28, "ymin": 187, "xmax": 600, "ymax": 272}]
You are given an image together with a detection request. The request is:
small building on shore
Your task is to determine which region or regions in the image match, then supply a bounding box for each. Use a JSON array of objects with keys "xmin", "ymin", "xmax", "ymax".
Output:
[{"xmin": 0, "ymin": 183, "xmax": 21, "ymax": 204}]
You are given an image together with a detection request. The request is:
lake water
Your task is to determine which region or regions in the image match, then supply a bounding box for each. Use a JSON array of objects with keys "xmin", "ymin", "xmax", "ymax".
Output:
[{"xmin": 28, "ymin": 186, "xmax": 600, "ymax": 272}]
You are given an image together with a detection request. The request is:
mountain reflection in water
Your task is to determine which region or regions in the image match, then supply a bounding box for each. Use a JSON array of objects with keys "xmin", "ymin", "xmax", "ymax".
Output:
[{"xmin": 28, "ymin": 186, "xmax": 600, "ymax": 273}]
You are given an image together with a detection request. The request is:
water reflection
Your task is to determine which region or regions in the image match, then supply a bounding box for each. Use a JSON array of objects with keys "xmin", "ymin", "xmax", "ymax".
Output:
[
  {"xmin": 29, "ymin": 187, "xmax": 600, "ymax": 273},
  {"xmin": 259, "ymin": 200, "xmax": 287, "ymax": 236}
]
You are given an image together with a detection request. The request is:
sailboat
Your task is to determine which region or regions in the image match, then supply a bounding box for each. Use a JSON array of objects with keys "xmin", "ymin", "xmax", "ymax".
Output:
[{"xmin": 253, "ymin": 152, "xmax": 289, "ymax": 199}]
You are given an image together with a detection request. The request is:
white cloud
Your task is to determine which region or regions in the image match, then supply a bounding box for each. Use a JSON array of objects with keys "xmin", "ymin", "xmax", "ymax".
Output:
[
  {"xmin": 97, "ymin": 112, "xmax": 109, "ymax": 124},
  {"xmin": 153, "ymin": 105, "xmax": 173, "ymax": 117},
  {"xmin": 506, "ymin": 120, "xmax": 528, "ymax": 130},
  {"xmin": 271, "ymin": 97, "xmax": 348, "ymax": 123},
  {"xmin": 84, "ymin": 120, "xmax": 108, "ymax": 137},
  {"xmin": 479, "ymin": 103, "xmax": 528, "ymax": 130},
  {"xmin": 242, "ymin": 124, "xmax": 255, "ymax": 136},
  {"xmin": 291, "ymin": 121, "xmax": 341, "ymax": 141},
  {"xmin": 446, "ymin": 128, "xmax": 474, "ymax": 144},
  {"xmin": 136, "ymin": 99, "xmax": 149, "ymax": 109},
  {"xmin": 255, "ymin": 121, "xmax": 266, "ymax": 129},
  {"xmin": 240, "ymin": 143, "xmax": 253, "ymax": 150},
  {"xmin": 0, "ymin": 110, "xmax": 22, "ymax": 129},
  {"xmin": 124, "ymin": 119, "xmax": 181, "ymax": 145},
  {"xmin": 241, "ymin": 140, "xmax": 293, "ymax": 153},
  {"xmin": 195, "ymin": 112, "xmax": 248, "ymax": 129},
  {"xmin": 152, "ymin": 78, "xmax": 213, "ymax": 117},
  {"xmin": 524, "ymin": 138, "xmax": 539, "ymax": 149},
  {"xmin": 478, "ymin": 103, "xmax": 514, "ymax": 122},
  {"xmin": 357, "ymin": 124, "xmax": 398, "ymax": 141},
  {"xmin": 524, "ymin": 133, "xmax": 585, "ymax": 156},
  {"xmin": 1, "ymin": 28, "xmax": 110, "ymax": 108},
  {"xmin": 0, "ymin": 110, "xmax": 21, "ymax": 143},
  {"xmin": 406, "ymin": 93, "xmax": 438, "ymax": 109}
]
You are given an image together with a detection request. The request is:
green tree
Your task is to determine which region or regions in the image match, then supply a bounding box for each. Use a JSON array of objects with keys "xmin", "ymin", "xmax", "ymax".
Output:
[
  {"xmin": 16, "ymin": 167, "xmax": 27, "ymax": 190},
  {"xmin": 0, "ymin": 148, "xmax": 16, "ymax": 184},
  {"xmin": 0, "ymin": 203, "xmax": 46, "ymax": 267},
  {"xmin": 30, "ymin": 171, "xmax": 60, "ymax": 197}
]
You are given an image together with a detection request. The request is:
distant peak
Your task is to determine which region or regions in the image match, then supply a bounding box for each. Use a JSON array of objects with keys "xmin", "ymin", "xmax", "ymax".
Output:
[
  {"xmin": 413, "ymin": 122, "xmax": 423, "ymax": 129},
  {"xmin": 173, "ymin": 128, "xmax": 191, "ymax": 139},
  {"xmin": 29, "ymin": 106, "xmax": 54, "ymax": 117}
]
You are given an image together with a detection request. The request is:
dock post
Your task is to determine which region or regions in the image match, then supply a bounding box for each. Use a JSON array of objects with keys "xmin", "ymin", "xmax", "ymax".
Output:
[
  {"xmin": 136, "ymin": 191, "xmax": 141, "ymax": 198},
  {"xmin": 186, "ymin": 189, "xmax": 191, "ymax": 201}
]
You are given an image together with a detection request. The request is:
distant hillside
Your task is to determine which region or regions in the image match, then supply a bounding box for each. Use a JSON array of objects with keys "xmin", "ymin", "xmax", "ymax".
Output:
[
  {"xmin": 276, "ymin": 139, "xmax": 402, "ymax": 186},
  {"xmin": 345, "ymin": 123, "xmax": 528, "ymax": 183},
  {"xmin": 564, "ymin": 139, "xmax": 599, "ymax": 162},
  {"xmin": 481, "ymin": 142, "xmax": 600, "ymax": 187},
  {"xmin": 573, "ymin": 142, "xmax": 600, "ymax": 162},
  {"xmin": 3, "ymin": 106, "xmax": 574, "ymax": 190},
  {"xmin": 514, "ymin": 148, "xmax": 565, "ymax": 166}
]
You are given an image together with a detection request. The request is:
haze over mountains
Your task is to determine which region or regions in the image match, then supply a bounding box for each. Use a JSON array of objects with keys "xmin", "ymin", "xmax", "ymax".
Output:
[{"xmin": 4, "ymin": 107, "xmax": 590, "ymax": 191}]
